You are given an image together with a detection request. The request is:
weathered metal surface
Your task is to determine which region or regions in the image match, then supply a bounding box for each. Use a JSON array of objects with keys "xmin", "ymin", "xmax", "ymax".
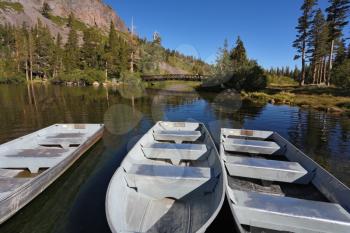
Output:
[
  {"xmin": 231, "ymin": 190, "xmax": 350, "ymax": 233},
  {"xmin": 220, "ymin": 128, "xmax": 350, "ymax": 233},
  {"xmin": 223, "ymin": 138, "xmax": 280, "ymax": 155},
  {"xmin": 142, "ymin": 143, "xmax": 207, "ymax": 165},
  {"xmin": 153, "ymin": 130, "xmax": 201, "ymax": 144},
  {"xmin": 222, "ymin": 128, "xmax": 273, "ymax": 140},
  {"xmin": 159, "ymin": 122, "xmax": 200, "ymax": 131},
  {"xmin": 225, "ymin": 156, "xmax": 307, "ymax": 183},
  {"xmin": 106, "ymin": 121, "xmax": 225, "ymax": 233},
  {"xmin": 0, "ymin": 169, "xmax": 24, "ymax": 178},
  {"xmin": 0, "ymin": 124, "xmax": 104, "ymax": 224},
  {"xmin": 125, "ymin": 164, "xmax": 211, "ymax": 199}
]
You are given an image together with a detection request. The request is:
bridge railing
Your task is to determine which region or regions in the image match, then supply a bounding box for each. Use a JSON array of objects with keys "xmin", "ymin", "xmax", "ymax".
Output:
[{"xmin": 141, "ymin": 74, "xmax": 212, "ymax": 82}]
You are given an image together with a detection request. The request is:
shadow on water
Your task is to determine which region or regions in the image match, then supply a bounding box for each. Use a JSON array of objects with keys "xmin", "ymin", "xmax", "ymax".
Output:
[{"xmin": 0, "ymin": 84, "xmax": 350, "ymax": 232}]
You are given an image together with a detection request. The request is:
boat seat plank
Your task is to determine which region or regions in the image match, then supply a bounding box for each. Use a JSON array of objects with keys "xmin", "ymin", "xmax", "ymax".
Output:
[
  {"xmin": 222, "ymin": 129, "xmax": 273, "ymax": 140},
  {"xmin": 159, "ymin": 122, "xmax": 199, "ymax": 131},
  {"xmin": 125, "ymin": 164, "xmax": 211, "ymax": 199},
  {"xmin": 38, "ymin": 138, "xmax": 84, "ymax": 149},
  {"xmin": 0, "ymin": 156, "xmax": 66, "ymax": 173},
  {"xmin": 1, "ymin": 148, "xmax": 69, "ymax": 158},
  {"xmin": 142, "ymin": 143, "xmax": 207, "ymax": 164},
  {"xmin": 46, "ymin": 133, "xmax": 85, "ymax": 139},
  {"xmin": 231, "ymin": 190, "xmax": 350, "ymax": 233},
  {"xmin": 153, "ymin": 130, "xmax": 201, "ymax": 144},
  {"xmin": 223, "ymin": 138, "xmax": 280, "ymax": 155},
  {"xmin": 225, "ymin": 156, "xmax": 307, "ymax": 183}
]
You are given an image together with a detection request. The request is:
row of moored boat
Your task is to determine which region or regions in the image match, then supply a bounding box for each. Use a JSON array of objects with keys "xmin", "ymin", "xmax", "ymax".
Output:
[{"xmin": 0, "ymin": 122, "xmax": 350, "ymax": 233}]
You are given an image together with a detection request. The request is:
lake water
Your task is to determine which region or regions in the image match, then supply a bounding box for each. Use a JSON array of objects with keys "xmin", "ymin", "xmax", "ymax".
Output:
[{"xmin": 0, "ymin": 84, "xmax": 349, "ymax": 233}]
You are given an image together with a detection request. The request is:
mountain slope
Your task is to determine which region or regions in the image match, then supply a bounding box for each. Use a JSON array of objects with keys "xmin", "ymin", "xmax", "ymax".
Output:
[{"xmin": 0, "ymin": 0, "xmax": 127, "ymax": 37}]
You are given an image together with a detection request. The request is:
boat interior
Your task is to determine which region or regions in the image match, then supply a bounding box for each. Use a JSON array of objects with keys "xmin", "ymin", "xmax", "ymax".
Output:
[
  {"xmin": 220, "ymin": 128, "xmax": 350, "ymax": 233},
  {"xmin": 0, "ymin": 124, "xmax": 102, "ymax": 200},
  {"xmin": 106, "ymin": 122, "xmax": 224, "ymax": 233}
]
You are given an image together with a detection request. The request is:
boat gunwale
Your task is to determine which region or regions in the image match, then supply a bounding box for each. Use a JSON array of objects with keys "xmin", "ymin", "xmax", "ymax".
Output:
[
  {"xmin": 0, "ymin": 124, "xmax": 104, "ymax": 224},
  {"xmin": 105, "ymin": 121, "xmax": 226, "ymax": 233}
]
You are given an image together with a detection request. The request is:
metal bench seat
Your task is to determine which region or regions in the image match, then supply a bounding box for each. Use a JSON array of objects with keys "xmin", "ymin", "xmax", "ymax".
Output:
[
  {"xmin": 223, "ymin": 138, "xmax": 280, "ymax": 155},
  {"xmin": 37, "ymin": 138, "xmax": 84, "ymax": 149},
  {"xmin": 125, "ymin": 164, "xmax": 211, "ymax": 199},
  {"xmin": 46, "ymin": 133, "xmax": 86, "ymax": 139},
  {"xmin": 225, "ymin": 156, "xmax": 307, "ymax": 183},
  {"xmin": 153, "ymin": 130, "xmax": 201, "ymax": 144},
  {"xmin": 222, "ymin": 128, "xmax": 273, "ymax": 140},
  {"xmin": 230, "ymin": 190, "xmax": 350, "ymax": 233},
  {"xmin": 141, "ymin": 143, "xmax": 207, "ymax": 164},
  {"xmin": 0, "ymin": 148, "xmax": 69, "ymax": 173}
]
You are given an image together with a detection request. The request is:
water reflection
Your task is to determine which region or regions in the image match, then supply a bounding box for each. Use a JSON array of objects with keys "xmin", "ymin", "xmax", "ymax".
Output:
[{"xmin": 0, "ymin": 84, "xmax": 350, "ymax": 233}]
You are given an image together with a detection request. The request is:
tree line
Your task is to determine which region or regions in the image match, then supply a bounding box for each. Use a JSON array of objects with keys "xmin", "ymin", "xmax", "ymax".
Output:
[
  {"xmin": 0, "ymin": 16, "xmax": 131, "ymax": 84},
  {"xmin": 294, "ymin": 0, "xmax": 350, "ymax": 87},
  {"xmin": 0, "ymin": 4, "xmax": 210, "ymax": 84},
  {"xmin": 266, "ymin": 66, "xmax": 301, "ymax": 81}
]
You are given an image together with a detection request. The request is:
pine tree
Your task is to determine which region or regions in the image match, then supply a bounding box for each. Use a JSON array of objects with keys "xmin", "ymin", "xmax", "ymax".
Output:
[
  {"xmin": 216, "ymin": 39, "xmax": 232, "ymax": 74},
  {"xmin": 32, "ymin": 20, "xmax": 55, "ymax": 79},
  {"xmin": 64, "ymin": 27, "xmax": 79, "ymax": 71},
  {"xmin": 335, "ymin": 39, "xmax": 347, "ymax": 65},
  {"xmin": 41, "ymin": 2, "xmax": 52, "ymax": 18},
  {"xmin": 230, "ymin": 36, "xmax": 248, "ymax": 66},
  {"xmin": 81, "ymin": 27, "xmax": 104, "ymax": 69},
  {"xmin": 307, "ymin": 9, "xmax": 329, "ymax": 84},
  {"xmin": 117, "ymin": 38, "xmax": 130, "ymax": 74},
  {"xmin": 67, "ymin": 12, "xmax": 75, "ymax": 28},
  {"xmin": 52, "ymin": 33, "xmax": 63, "ymax": 78},
  {"xmin": 326, "ymin": 0, "xmax": 350, "ymax": 85},
  {"xmin": 104, "ymin": 21, "xmax": 120, "ymax": 79},
  {"xmin": 293, "ymin": 0, "xmax": 316, "ymax": 86}
]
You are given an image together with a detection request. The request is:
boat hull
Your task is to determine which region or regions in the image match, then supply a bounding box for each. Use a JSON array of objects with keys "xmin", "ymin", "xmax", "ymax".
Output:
[
  {"xmin": 106, "ymin": 122, "xmax": 225, "ymax": 233},
  {"xmin": 0, "ymin": 124, "xmax": 104, "ymax": 224},
  {"xmin": 221, "ymin": 129, "xmax": 350, "ymax": 233}
]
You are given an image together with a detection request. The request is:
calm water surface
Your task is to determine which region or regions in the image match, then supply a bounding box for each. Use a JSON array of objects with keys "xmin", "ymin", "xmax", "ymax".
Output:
[{"xmin": 0, "ymin": 84, "xmax": 350, "ymax": 233}]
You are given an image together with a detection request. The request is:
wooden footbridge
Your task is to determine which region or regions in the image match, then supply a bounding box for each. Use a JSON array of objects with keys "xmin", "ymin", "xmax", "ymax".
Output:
[{"xmin": 141, "ymin": 74, "xmax": 212, "ymax": 82}]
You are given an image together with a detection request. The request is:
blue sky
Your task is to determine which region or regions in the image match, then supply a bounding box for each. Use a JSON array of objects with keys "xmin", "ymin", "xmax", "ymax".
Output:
[{"xmin": 106, "ymin": 0, "xmax": 334, "ymax": 68}]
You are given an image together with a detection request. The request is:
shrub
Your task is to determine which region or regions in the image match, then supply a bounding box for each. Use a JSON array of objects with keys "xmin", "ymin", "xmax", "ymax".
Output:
[
  {"xmin": 0, "ymin": 74, "xmax": 26, "ymax": 84},
  {"xmin": 56, "ymin": 69, "xmax": 106, "ymax": 85},
  {"xmin": 332, "ymin": 59, "xmax": 350, "ymax": 88},
  {"xmin": 0, "ymin": 1, "xmax": 24, "ymax": 12},
  {"xmin": 225, "ymin": 62, "xmax": 267, "ymax": 91}
]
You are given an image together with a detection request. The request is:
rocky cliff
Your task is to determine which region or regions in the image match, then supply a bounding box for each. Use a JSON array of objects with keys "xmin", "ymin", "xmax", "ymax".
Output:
[{"xmin": 0, "ymin": 0, "xmax": 128, "ymax": 37}]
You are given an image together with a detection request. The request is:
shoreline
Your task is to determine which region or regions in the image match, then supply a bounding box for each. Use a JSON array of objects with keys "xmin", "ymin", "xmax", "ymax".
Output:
[
  {"xmin": 2, "ymin": 81, "xmax": 350, "ymax": 116},
  {"xmin": 241, "ymin": 86, "xmax": 350, "ymax": 117}
]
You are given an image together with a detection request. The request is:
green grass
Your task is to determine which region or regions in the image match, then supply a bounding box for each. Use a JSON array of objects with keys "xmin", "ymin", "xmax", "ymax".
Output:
[
  {"xmin": 47, "ymin": 14, "xmax": 87, "ymax": 31},
  {"xmin": 144, "ymin": 80, "xmax": 201, "ymax": 91},
  {"xmin": 48, "ymin": 15, "xmax": 67, "ymax": 27},
  {"xmin": 0, "ymin": 1, "xmax": 24, "ymax": 12},
  {"xmin": 243, "ymin": 86, "xmax": 350, "ymax": 115},
  {"xmin": 267, "ymin": 75, "xmax": 298, "ymax": 87}
]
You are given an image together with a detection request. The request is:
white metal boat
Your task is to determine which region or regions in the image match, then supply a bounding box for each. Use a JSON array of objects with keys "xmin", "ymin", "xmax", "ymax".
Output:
[
  {"xmin": 106, "ymin": 122, "xmax": 225, "ymax": 233},
  {"xmin": 0, "ymin": 124, "xmax": 104, "ymax": 224},
  {"xmin": 220, "ymin": 128, "xmax": 350, "ymax": 233}
]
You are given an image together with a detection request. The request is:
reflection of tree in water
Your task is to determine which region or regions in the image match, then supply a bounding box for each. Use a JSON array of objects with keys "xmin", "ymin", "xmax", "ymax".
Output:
[
  {"xmin": 287, "ymin": 108, "xmax": 346, "ymax": 173},
  {"xmin": 199, "ymin": 90, "xmax": 266, "ymax": 128}
]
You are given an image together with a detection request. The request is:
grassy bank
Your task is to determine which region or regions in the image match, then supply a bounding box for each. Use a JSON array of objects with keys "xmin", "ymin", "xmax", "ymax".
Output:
[
  {"xmin": 243, "ymin": 86, "xmax": 350, "ymax": 116},
  {"xmin": 143, "ymin": 80, "xmax": 202, "ymax": 92}
]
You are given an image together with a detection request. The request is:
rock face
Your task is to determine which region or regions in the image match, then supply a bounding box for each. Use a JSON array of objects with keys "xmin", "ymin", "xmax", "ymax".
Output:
[{"xmin": 0, "ymin": 0, "xmax": 128, "ymax": 37}]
